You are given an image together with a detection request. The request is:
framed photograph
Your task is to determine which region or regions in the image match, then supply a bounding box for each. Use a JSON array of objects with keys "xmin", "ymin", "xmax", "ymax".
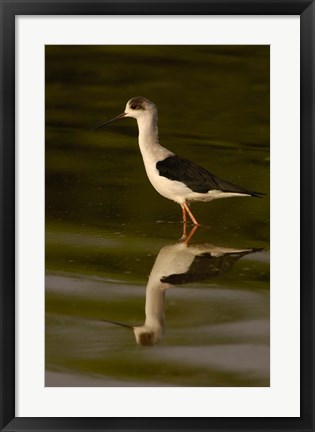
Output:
[{"xmin": 0, "ymin": 0, "xmax": 314, "ymax": 431}]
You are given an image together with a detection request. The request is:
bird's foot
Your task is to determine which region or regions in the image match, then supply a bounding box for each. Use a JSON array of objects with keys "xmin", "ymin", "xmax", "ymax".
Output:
[{"xmin": 179, "ymin": 234, "xmax": 187, "ymax": 242}]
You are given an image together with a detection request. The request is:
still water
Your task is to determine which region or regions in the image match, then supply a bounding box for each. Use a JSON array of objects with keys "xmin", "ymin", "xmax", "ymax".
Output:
[{"xmin": 45, "ymin": 46, "xmax": 270, "ymax": 387}]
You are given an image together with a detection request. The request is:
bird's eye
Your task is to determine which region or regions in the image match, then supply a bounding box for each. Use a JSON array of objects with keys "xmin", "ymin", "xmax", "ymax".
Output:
[{"xmin": 130, "ymin": 104, "xmax": 138, "ymax": 110}]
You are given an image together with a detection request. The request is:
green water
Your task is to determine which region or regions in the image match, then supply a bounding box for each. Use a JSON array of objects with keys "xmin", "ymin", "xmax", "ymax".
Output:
[{"xmin": 45, "ymin": 46, "xmax": 270, "ymax": 387}]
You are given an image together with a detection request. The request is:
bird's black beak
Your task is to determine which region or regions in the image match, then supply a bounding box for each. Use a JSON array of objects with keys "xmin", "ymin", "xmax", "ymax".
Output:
[
  {"xmin": 92, "ymin": 112, "xmax": 126, "ymax": 131},
  {"xmin": 102, "ymin": 319, "xmax": 134, "ymax": 330}
]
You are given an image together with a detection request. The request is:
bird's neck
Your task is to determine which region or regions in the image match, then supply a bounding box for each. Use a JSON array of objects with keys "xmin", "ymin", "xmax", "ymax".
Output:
[{"xmin": 137, "ymin": 114, "xmax": 160, "ymax": 154}]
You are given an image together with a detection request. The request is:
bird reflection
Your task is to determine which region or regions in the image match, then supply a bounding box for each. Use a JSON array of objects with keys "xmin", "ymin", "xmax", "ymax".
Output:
[{"xmin": 105, "ymin": 226, "xmax": 262, "ymax": 346}]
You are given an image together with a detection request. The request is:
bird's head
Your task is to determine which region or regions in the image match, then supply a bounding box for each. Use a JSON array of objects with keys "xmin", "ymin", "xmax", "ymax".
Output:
[
  {"xmin": 92, "ymin": 96, "xmax": 157, "ymax": 130},
  {"xmin": 124, "ymin": 97, "xmax": 157, "ymax": 119}
]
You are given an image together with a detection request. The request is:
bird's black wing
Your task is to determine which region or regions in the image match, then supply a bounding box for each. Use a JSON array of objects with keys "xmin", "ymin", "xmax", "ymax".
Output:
[{"xmin": 156, "ymin": 155, "xmax": 263, "ymax": 196}]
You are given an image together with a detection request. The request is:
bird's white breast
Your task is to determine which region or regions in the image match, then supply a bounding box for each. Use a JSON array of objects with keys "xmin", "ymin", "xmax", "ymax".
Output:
[{"xmin": 140, "ymin": 146, "xmax": 192, "ymax": 204}]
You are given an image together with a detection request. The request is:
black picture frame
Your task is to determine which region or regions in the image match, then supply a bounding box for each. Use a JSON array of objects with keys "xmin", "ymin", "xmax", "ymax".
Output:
[{"xmin": 0, "ymin": 0, "xmax": 314, "ymax": 431}]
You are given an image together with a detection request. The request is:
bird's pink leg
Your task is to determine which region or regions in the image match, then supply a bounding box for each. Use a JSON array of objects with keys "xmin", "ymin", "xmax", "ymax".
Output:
[
  {"xmin": 180, "ymin": 204, "xmax": 188, "ymax": 240},
  {"xmin": 184, "ymin": 202, "xmax": 200, "ymax": 226},
  {"xmin": 181, "ymin": 204, "xmax": 187, "ymax": 224}
]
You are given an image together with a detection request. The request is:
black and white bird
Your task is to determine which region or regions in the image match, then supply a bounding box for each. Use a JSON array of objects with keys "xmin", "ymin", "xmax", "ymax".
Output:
[{"xmin": 93, "ymin": 97, "xmax": 264, "ymax": 225}]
